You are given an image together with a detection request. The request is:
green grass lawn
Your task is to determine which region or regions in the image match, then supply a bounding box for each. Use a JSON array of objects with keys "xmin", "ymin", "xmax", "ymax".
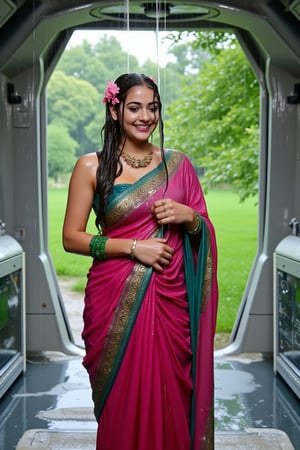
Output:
[
  {"xmin": 205, "ymin": 190, "xmax": 257, "ymax": 332},
  {"xmin": 48, "ymin": 188, "xmax": 95, "ymax": 278},
  {"xmin": 48, "ymin": 188, "xmax": 257, "ymax": 334}
]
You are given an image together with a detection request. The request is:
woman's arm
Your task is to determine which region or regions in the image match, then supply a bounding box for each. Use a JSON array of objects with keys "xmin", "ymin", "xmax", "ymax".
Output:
[
  {"xmin": 62, "ymin": 153, "xmax": 98, "ymax": 255},
  {"xmin": 62, "ymin": 154, "xmax": 174, "ymax": 271}
]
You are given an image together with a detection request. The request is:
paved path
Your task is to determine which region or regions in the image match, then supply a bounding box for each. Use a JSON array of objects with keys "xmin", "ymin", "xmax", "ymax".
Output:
[{"xmin": 59, "ymin": 278, "xmax": 84, "ymax": 347}]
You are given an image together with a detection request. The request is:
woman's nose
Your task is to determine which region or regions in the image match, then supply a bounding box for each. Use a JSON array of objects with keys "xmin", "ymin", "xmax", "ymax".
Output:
[{"xmin": 139, "ymin": 108, "xmax": 151, "ymax": 121}]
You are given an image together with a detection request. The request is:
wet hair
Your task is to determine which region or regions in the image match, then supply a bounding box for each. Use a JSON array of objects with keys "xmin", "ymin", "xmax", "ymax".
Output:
[{"xmin": 95, "ymin": 73, "xmax": 168, "ymax": 229}]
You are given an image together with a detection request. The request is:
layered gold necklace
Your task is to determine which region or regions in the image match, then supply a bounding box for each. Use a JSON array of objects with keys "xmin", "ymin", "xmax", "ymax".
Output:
[{"xmin": 121, "ymin": 149, "xmax": 153, "ymax": 168}]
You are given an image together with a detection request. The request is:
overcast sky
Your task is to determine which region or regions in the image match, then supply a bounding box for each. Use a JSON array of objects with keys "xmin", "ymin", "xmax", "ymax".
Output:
[{"xmin": 67, "ymin": 29, "xmax": 177, "ymax": 66}]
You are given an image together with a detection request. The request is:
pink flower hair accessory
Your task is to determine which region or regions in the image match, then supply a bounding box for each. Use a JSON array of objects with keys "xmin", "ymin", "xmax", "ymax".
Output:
[{"xmin": 102, "ymin": 80, "xmax": 120, "ymax": 105}]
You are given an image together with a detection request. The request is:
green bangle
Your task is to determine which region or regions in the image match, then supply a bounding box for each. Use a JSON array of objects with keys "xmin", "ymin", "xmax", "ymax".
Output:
[
  {"xmin": 89, "ymin": 235, "xmax": 109, "ymax": 260},
  {"xmin": 186, "ymin": 213, "xmax": 202, "ymax": 235}
]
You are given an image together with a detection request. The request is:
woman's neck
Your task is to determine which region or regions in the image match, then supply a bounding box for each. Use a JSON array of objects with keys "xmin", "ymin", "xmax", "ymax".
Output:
[{"xmin": 121, "ymin": 141, "xmax": 154, "ymax": 156}]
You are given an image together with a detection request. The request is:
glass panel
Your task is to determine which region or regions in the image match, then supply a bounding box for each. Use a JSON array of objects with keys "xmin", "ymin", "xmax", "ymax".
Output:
[
  {"xmin": 0, "ymin": 270, "xmax": 22, "ymax": 370},
  {"xmin": 278, "ymin": 269, "xmax": 300, "ymax": 370}
]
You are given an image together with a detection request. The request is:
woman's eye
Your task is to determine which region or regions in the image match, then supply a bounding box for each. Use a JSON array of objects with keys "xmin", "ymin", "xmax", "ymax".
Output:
[{"xmin": 129, "ymin": 107, "xmax": 139, "ymax": 113}]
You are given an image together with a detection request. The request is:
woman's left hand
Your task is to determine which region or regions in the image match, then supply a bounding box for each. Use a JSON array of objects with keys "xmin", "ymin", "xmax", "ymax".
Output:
[{"xmin": 151, "ymin": 198, "xmax": 195, "ymax": 226}]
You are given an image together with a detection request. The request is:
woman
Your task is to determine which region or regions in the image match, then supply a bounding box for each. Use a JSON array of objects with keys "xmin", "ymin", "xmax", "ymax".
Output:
[{"xmin": 63, "ymin": 73, "xmax": 218, "ymax": 450}]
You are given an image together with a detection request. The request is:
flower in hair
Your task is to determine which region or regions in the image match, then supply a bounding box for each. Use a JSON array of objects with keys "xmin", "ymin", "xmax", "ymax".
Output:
[{"xmin": 102, "ymin": 80, "xmax": 120, "ymax": 105}]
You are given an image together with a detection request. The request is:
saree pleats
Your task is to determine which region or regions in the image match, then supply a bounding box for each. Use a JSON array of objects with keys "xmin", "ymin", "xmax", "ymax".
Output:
[{"xmin": 82, "ymin": 150, "xmax": 218, "ymax": 450}]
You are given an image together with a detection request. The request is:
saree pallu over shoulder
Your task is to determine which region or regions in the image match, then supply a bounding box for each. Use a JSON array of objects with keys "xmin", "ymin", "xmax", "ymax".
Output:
[{"xmin": 105, "ymin": 149, "xmax": 185, "ymax": 228}]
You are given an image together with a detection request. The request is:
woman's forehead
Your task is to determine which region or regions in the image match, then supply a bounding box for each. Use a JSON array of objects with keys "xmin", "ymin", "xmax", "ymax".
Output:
[{"xmin": 126, "ymin": 84, "xmax": 158, "ymax": 103}]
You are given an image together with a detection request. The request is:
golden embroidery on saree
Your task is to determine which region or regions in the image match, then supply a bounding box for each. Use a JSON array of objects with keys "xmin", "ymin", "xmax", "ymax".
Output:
[{"xmin": 105, "ymin": 150, "xmax": 185, "ymax": 227}]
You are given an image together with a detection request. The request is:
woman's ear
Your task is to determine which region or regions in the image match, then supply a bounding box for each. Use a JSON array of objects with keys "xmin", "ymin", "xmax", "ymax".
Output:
[{"xmin": 110, "ymin": 105, "xmax": 118, "ymax": 121}]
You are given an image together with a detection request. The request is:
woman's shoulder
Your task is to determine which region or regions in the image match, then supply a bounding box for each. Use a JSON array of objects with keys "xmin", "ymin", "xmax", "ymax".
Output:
[
  {"xmin": 71, "ymin": 152, "xmax": 99, "ymax": 184},
  {"xmin": 75, "ymin": 152, "xmax": 99, "ymax": 170},
  {"xmin": 165, "ymin": 149, "xmax": 196, "ymax": 173},
  {"xmin": 78, "ymin": 151, "xmax": 99, "ymax": 163},
  {"xmin": 165, "ymin": 148, "xmax": 190, "ymax": 163},
  {"xmin": 165, "ymin": 148, "xmax": 186, "ymax": 157}
]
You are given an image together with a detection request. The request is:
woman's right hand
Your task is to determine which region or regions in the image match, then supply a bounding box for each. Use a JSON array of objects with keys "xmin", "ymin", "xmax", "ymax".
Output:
[{"xmin": 133, "ymin": 238, "xmax": 174, "ymax": 273}]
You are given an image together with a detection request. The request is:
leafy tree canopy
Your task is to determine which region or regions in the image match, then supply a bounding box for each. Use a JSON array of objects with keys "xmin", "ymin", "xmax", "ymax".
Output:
[
  {"xmin": 56, "ymin": 34, "xmax": 139, "ymax": 92},
  {"xmin": 48, "ymin": 70, "xmax": 99, "ymax": 132},
  {"xmin": 47, "ymin": 70, "xmax": 100, "ymax": 154},
  {"xmin": 48, "ymin": 123, "xmax": 78, "ymax": 182},
  {"xmin": 165, "ymin": 33, "xmax": 259, "ymax": 200}
]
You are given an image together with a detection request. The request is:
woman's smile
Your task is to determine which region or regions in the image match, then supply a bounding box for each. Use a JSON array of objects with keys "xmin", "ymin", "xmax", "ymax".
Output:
[{"xmin": 134, "ymin": 123, "xmax": 152, "ymax": 132}]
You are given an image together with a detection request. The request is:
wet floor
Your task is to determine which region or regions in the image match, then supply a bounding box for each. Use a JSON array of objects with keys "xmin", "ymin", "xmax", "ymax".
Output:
[
  {"xmin": 1, "ymin": 280, "xmax": 299, "ymax": 449},
  {"xmin": 0, "ymin": 352, "xmax": 299, "ymax": 450}
]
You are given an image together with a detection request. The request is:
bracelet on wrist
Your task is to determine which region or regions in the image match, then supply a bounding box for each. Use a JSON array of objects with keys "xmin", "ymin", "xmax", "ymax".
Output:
[
  {"xmin": 131, "ymin": 238, "xmax": 138, "ymax": 259},
  {"xmin": 186, "ymin": 212, "xmax": 202, "ymax": 235},
  {"xmin": 89, "ymin": 234, "xmax": 109, "ymax": 260}
]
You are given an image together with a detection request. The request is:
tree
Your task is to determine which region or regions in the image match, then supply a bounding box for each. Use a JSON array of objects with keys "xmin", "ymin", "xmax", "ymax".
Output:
[
  {"xmin": 56, "ymin": 35, "xmax": 139, "ymax": 92},
  {"xmin": 47, "ymin": 71, "xmax": 100, "ymax": 155},
  {"xmin": 50, "ymin": 35, "xmax": 143, "ymax": 154},
  {"xmin": 84, "ymin": 110, "xmax": 104, "ymax": 151},
  {"xmin": 48, "ymin": 123, "xmax": 78, "ymax": 182},
  {"xmin": 165, "ymin": 42, "xmax": 209, "ymax": 76},
  {"xmin": 165, "ymin": 35, "xmax": 259, "ymax": 200},
  {"xmin": 139, "ymin": 59, "xmax": 184, "ymax": 109}
]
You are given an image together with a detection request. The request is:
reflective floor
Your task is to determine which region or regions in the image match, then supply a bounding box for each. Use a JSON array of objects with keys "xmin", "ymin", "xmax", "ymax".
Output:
[{"xmin": 0, "ymin": 353, "xmax": 299, "ymax": 450}]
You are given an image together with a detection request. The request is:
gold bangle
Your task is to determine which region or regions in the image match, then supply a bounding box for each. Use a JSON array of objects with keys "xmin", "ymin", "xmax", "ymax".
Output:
[
  {"xmin": 131, "ymin": 239, "xmax": 138, "ymax": 259},
  {"xmin": 186, "ymin": 213, "xmax": 202, "ymax": 235}
]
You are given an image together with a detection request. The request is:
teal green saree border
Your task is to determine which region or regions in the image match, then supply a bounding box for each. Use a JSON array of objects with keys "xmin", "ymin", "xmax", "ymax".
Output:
[
  {"xmin": 93, "ymin": 227, "xmax": 164, "ymax": 421},
  {"xmin": 183, "ymin": 219, "xmax": 208, "ymax": 447},
  {"xmin": 93, "ymin": 262, "xmax": 154, "ymax": 420}
]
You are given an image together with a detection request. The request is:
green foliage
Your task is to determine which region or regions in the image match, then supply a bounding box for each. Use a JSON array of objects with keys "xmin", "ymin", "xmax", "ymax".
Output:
[
  {"xmin": 47, "ymin": 70, "xmax": 100, "ymax": 155},
  {"xmin": 84, "ymin": 111, "xmax": 103, "ymax": 151},
  {"xmin": 56, "ymin": 39, "xmax": 97, "ymax": 80},
  {"xmin": 165, "ymin": 36, "xmax": 259, "ymax": 201},
  {"xmin": 140, "ymin": 60, "xmax": 185, "ymax": 108},
  {"xmin": 56, "ymin": 35, "xmax": 135, "ymax": 90},
  {"xmin": 47, "ymin": 123, "xmax": 78, "ymax": 181},
  {"xmin": 165, "ymin": 41, "xmax": 210, "ymax": 75},
  {"xmin": 190, "ymin": 30, "xmax": 238, "ymax": 55}
]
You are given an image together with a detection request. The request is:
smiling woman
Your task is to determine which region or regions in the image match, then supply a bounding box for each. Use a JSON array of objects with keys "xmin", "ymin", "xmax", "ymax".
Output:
[
  {"xmin": 1, "ymin": 1, "xmax": 300, "ymax": 449},
  {"xmin": 62, "ymin": 72, "xmax": 218, "ymax": 450}
]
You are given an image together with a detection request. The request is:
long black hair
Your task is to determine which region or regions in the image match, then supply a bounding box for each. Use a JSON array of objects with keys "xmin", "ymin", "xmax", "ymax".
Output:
[{"xmin": 95, "ymin": 73, "xmax": 168, "ymax": 229}]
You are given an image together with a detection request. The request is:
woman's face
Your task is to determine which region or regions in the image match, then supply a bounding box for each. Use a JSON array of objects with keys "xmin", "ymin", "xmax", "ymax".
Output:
[{"xmin": 111, "ymin": 84, "xmax": 160, "ymax": 145}]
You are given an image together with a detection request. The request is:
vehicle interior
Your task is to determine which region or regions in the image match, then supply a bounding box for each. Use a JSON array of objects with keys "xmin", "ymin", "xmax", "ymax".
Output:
[{"xmin": 0, "ymin": 1, "xmax": 299, "ymax": 449}]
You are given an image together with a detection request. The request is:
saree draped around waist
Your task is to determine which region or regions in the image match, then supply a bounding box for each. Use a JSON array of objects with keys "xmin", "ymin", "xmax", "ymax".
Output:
[{"xmin": 82, "ymin": 149, "xmax": 218, "ymax": 450}]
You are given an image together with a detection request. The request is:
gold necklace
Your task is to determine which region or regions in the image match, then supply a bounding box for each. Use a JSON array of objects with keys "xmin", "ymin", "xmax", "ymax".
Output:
[{"xmin": 121, "ymin": 150, "xmax": 153, "ymax": 168}]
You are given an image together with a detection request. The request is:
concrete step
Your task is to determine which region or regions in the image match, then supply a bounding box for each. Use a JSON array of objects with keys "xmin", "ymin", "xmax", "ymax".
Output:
[{"xmin": 16, "ymin": 427, "xmax": 294, "ymax": 449}]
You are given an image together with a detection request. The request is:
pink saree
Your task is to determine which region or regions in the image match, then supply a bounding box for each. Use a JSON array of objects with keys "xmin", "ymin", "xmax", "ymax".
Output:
[{"xmin": 82, "ymin": 149, "xmax": 218, "ymax": 450}]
